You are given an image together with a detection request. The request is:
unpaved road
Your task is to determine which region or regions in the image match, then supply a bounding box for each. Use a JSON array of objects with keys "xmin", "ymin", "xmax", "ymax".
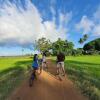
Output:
[{"xmin": 8, "ymin": 60, "xmax": 87, "ymax": 100}]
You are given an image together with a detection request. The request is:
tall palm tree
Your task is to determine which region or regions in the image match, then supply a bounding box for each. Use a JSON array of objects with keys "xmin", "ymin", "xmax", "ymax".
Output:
[
  {"xmin": 78, "ymin": 38, "xmax": 84, "ymax": 44},
  {"xmin": 83, "ymin": 34, "xmax": 88, "ymax": 41},
  {"xmin": 78, "ymin": 34, "xmax": 88, "ymax": 44}
]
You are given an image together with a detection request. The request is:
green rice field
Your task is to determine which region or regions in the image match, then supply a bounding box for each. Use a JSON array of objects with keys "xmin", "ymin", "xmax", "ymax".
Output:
[{"xmin": 0, "ymin": 55, "xmax": 100, "ymax": 100}]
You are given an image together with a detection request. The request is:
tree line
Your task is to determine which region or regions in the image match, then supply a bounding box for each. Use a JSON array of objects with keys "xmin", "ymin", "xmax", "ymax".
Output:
[{"xmin": 34, "ymin": 37, "xmax": 100, "ymax": 56}]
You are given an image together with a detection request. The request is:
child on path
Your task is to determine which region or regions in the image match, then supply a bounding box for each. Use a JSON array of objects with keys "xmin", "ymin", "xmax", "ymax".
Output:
[
  {"xmin": 42, "ymin": 52, "xmax": 48, "ymax": 71},
  {"xmin": 32, "ymin": 54, "xmax": 39, "ymax": 78},
  {"xmin": 56, "ymin": 52, "xmax": 65, "ymax": 76}
]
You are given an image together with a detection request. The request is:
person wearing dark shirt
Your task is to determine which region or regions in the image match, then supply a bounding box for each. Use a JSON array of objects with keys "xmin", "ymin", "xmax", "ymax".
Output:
[{"xmin": 56, "ymin": 52, "xmax": 65, "ymax": 76}]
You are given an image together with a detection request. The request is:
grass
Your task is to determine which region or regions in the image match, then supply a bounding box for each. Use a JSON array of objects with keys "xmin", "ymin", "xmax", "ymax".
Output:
[
  {"xmin": 0, "ymin": 56, "xmax": 32, "ymax": 100},
  {"xmin": 0, "ymin": 55, "xmax": 100, "ymax": 100},
  {"xmin": 0, "ymin": 56, "xmax": 32, "ymax": 71},
  {"xmin": 65, "ymin": 55, "xmax": 100, "ymax": 100}
]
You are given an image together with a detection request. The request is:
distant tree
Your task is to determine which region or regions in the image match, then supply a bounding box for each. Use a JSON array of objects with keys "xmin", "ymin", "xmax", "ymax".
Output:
[
  {"xmin": 77, "ymin": 48, "xmax": 83, "ymax": 55},
  {"xmin": 52, "ymin": 38, "xmax": 74, "ymax": 55},
  {"xmin": 34, "ymin": 37, "xmax": 52, "ymax": 53},
  {"xmin": 52, "ymin": 38, "xmax": 65, "ymax": 55},
  {"xmin": 34, "ymin": 37, "xmax": 75, "ymax": 56},
  {"xmin": 72, "ymin": 48, "xmax": 83, "ymax": 56},
  {"xmin": 78, "ymin": 34, "xmax": 88, "ymax": 44},
  {"xmin": 83, "ymin": 43, "xmax": 95, "ymax": 51},
  {"xmin": 95, "ymin": 39, "xmax": 100, "ymax": 51},
  {"xmin": 83, "ymin": 38, "xmax": 100, "ymax": 55},
  {"xmin": 78, "ymin": 38, "xmax": 84, "ymax": 44},
  {"xmin": 83, "ymin": 34, "xmax": 88, "ymax": 41}
]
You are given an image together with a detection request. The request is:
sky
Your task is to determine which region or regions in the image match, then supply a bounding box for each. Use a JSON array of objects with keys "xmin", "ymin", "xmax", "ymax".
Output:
[{"xmin": 0, "ymin": 0, "xmax": 100, "ymax": 56}]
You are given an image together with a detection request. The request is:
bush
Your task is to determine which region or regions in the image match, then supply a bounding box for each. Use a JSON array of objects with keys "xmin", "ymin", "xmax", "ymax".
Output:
[
  {"xmin": 83, "ymin": 38, "xmax": 100, "ymax": 52},
  {"xmin": 72, "ymin": 48, "xmax": 83, "ymax": 56}
]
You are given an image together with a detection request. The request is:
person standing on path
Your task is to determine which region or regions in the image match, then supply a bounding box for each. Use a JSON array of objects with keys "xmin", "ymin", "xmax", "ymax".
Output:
[
  {"xmin": 56, "ymin": 52, "xmax": 65, "ymax": 76},
  {"xmin": 42, "ymin": 52, "xmax": 48, "ymax": 71},
  {"xmin": 38, "ymin": 53, "xmax": 43, "ymax": 74}
]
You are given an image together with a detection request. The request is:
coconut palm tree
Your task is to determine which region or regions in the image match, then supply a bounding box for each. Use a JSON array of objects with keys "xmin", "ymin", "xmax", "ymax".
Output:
[
  {"xmin": 78, "ymin": 34, "xmax": 88, "ymax": 44},
  {"xmin": 83, "ymin": 34, "xmax": 88, "ymax": 41},
  {"xmin": 78, "ymin": 38, "xmax": 84, "ymax": 44}
]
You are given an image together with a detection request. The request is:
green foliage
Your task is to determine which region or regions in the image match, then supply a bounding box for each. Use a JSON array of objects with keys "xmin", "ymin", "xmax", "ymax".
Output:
[
  {"xmin": 0, "ymin": 57, "xmax": 32, "ymax": 100},
  {"xmin": 34, "ymin": 37, "xmax": 52, "ymax": 53},
  {"xmin": 34, "ymin": 37, "xmax": 100, "ymax": 56},
  {"xmin": 83, "ymin": 34, "xmax": 88, "ymax": 41},
  {"xmin": 72, "ymin": 48, "xmax": 83, "ymax": 56},
  {"xmin": 95, "ymin": 39, "xmax": 100, "ymax": 51},
  {"xmin": 51, "ymin": 55, "xmax": 100, "ymax": 100},
  {"xmin": 78, "ymin": 34, "xmax": 88, "ymax": 44},
  {"xmin": 35, "ymin": 38, "xmax": 74, "ymax": 56},
  {"xmin": 52, "ymin": 38, "xmax": 74, "ymax": 55},
  {"xmin": 64, "ymin": 55, "xmax": 100, "ymax": 100},
  {"xmin": 0, "ymin": 57, "xmax": 32, "ymax": 71},
  {"xmin": 83, "ymin": 38, "xmax": 100, "ymax": 55},
  {"xmin": 78, "ymin": 38, "xmax": 84, "ymax": 44}
]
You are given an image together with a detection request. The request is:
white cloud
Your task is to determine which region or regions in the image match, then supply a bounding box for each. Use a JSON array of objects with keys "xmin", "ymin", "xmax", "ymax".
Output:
[
  {"xmin": 59, "ymin": 12, "xmax": 72, "ymax": 28},
  {"xmin": 0, "ymin": 0, "xmax": 71, "ymax": 47},
  {"xmin": 92, "ymin": 5, "xmax": 100, "ymax": 36},
  {"xmin": 93, "ymin": 25, "xmax": 100, "ymax": 35},
  {"xmin": 76, "ymin": 16, "xmax": 94, "ymax": 34},
  {"xmin": 0, "ymin": 0, "xmax": 44, "ymax": 47},
  {"xmin": 76, "ymin": 5, "xmax": 100, "ymax": 37},
  {"xmin": 92, "ymin": 6, "xmax": 100, "ymax": 36},
  {"xmin": 93, "ymin": 6, "xmax": 100, "ymax": 22},
  {"xmin": 43, "ymin": 20, "xmax": 67, "ymax": 42}
]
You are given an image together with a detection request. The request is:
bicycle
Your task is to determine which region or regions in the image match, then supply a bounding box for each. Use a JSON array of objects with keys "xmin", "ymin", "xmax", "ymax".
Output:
[
  {"xmin": 27, "ymin": 65, "xmax": 37, "ymax": 87},
  {"xmin": 29, "ymin": 69, "xmax": 36, "ymax": 87}
]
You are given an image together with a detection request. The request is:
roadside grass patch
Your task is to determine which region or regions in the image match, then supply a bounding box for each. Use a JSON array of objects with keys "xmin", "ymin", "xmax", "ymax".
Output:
[
  {"xmin": 65, "ymin": 56, "xmax": 100, "ymax": 100},
  {"xmin": 0, "ymin": 57, "xmax": 32, "ymax": 100}
]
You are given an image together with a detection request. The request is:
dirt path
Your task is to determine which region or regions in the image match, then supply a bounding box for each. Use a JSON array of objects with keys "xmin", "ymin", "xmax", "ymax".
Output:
[{"xmin": 8, "ymin": 60, "xmax": 87, "ymax": 100}]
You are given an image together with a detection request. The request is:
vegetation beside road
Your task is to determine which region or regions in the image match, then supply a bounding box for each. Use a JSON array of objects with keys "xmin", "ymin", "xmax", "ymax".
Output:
[
  {"xmin": 65, "ymin": 56, "xmax": 100, "ymax": 100},
  {"xmin": 0, "ymin": 55, "xmax": 100, "ymax": 100},
  {"xmin": 0, "ymin": 57, "xmax": 32, "ymax": 100}
]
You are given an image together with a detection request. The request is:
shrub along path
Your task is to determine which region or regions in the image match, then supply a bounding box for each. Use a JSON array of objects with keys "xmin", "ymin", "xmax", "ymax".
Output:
[{"xmin": 8, "ymin": 60, "xmax": 87, "ymax": 100}]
